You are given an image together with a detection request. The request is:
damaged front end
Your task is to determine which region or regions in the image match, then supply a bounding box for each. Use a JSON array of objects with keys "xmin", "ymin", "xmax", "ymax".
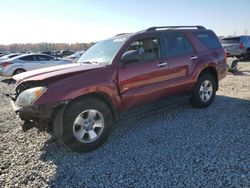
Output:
[{"xmin": 8, "ymin": 81, "xmax": 65, "ymax": 131}]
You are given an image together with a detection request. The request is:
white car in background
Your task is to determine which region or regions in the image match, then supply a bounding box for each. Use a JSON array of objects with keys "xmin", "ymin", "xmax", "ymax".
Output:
[
  {"xmin": 63, "ymin": 50, "xmax": 85, "ymax": 63},
  {"xmin": 0, "ymin": 53, "xmax": 22, "ymax": 61},
  {"xmin": 0, "ymin": 53, "xmax": 71, "ymax": 76}
]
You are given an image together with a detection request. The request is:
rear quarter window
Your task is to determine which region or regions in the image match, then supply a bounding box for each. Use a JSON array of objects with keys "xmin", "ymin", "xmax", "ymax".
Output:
[{"xmin": 194, "ymin": 31, "xmax": 221, "ymax": 49}]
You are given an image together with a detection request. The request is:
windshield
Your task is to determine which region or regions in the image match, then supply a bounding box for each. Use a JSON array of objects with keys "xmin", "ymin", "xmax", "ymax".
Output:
[{"xmin": 77, "ymin": 37, "xmax": 128, "ymax": 65}]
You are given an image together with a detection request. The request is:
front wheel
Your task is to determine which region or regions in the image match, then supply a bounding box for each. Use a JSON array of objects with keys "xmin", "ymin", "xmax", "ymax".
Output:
[
  {"xmin": 189, "ymin": 73, "xmax": 217, "ymax": 108},
  {"xmin": 61, "ymin": 97, "xmax": 113, "ymax": 153}
]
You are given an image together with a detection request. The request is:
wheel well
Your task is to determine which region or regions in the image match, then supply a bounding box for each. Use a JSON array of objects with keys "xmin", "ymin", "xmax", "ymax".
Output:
[
  {"xmin": 68, "ymin": 92, "xmax": 118, "ymax": 121},
  {"xmin": 199, "ymin": 67, "xmax": 218, "ymax": 90},
  {"xmin": 13, "ymin": 68, "xmax": 26, "ymax": 75}
]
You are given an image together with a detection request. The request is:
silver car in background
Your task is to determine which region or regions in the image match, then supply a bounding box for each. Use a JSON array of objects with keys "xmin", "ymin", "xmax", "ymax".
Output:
[
  {"xmin": 0, "ymin": 53, "xmax": 71, "ymax": 77},
  {"xmin": 221, "ymin": 35, "xmax": 250, "ymax": 60},
  {"xmin": 0, "ymin": 53, "xmax": 22, "ymax": 61}
]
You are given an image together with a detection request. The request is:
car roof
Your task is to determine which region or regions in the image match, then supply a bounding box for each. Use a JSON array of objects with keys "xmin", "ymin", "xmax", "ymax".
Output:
[{"xmin": 7, "ymin": 53, "xmax": 53, "ymax": 61}]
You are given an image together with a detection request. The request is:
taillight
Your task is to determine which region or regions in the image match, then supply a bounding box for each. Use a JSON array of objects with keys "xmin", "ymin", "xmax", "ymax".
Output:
[
  {"xmin": 1, "ymin": 62, "xmax": 13, "ymax": 67},
  {"xmin": 239, "ymin": 42, "xmax": 244, "ymax": 49}
]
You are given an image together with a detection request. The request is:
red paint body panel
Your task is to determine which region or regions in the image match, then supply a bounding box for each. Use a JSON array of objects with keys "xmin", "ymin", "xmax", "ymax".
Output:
[
  {"xmin": 13, "ymin": 63, "xmax": 105, "ymax": 84},
  {"xmin": 33, "ymin": 65, "xmax": 124, "ymax": 112}
]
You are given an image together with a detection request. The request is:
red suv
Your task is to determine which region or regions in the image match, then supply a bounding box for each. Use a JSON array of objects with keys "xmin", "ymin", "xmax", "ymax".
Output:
[{"xmin": 10, "ymin": 26, "xmax": 228, "ymax": 152}]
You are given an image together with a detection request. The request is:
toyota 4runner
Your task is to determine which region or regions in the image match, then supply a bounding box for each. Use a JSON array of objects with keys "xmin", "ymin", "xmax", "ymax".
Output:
[{"xmin": 9, "ymin": 26, "xmax": 228, "ymax": 152}]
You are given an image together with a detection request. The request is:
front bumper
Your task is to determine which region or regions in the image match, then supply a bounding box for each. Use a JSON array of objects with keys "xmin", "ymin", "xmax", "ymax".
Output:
[{"xmin": 10, "ymin": 99, "xmax": 55, "ymax": 121}]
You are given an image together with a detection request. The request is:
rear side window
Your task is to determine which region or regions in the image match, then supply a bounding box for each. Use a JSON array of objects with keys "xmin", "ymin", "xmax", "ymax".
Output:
[
  {"xmin": 194, "ymin": 32, "xmax": 221, "ymax": 49},
  {"xmin": 20, "ymin": 55, "xmax": 37, "ymax": 61},
  {"xmin": 221, "ymin": 37, "xmax": 240, "ymax": 44},
  {"xmin": 163, "ymin": 32, "xmax": 194, "ymax": 57},
  {"xmin": 37, "ymin": 55, "xmax": 53, "ymax": 61}
]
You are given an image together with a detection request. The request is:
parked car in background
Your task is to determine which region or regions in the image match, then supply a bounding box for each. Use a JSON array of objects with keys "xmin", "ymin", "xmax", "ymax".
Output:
[
  {"xmin": 221, "ymin": 35, "xmax": 250, "ymax": 60},
  {"xmin": 57, "ymin": 50, "xmax": 75, "ymax": 57},
  {"xmin": 0, "ymin": 51, "xmax": 11, "ymax": 57},
  {"xmin": 0, "ymin": 53, "xmax": 71, "ymax": 76},
  {"xmin": 63, "ymin": 50, "xmax": 85, "ymax": 63},
  {"xmin": 0, "ymin": 53, "xmax": 22, "ymax": 61},
  {"xmin": 9, "ymin": 25, "xmax": 227, "ymax": 153}
]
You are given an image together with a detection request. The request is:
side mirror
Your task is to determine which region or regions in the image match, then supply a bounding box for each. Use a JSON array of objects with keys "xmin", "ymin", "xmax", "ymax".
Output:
[{"xmin": 121, "ymin": 50, "xmax": 139, "ymax": 63}]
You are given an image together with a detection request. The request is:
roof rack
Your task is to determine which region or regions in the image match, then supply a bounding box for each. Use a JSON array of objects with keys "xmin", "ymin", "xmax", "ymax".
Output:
[{"xmin": 146, "ymin": 25, "xmax": 206, "ymax": 32}]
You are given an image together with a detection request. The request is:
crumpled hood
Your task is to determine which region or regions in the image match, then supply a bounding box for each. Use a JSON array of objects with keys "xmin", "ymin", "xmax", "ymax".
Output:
[{"xmin": 12, "ymin": 63, "xmax": 106, "ymax": 83}]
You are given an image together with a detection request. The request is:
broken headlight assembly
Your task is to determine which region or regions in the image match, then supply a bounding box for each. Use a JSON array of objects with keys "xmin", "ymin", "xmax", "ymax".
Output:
[{"xmin": 16, "ymin": 86, "xmax": 47, "ymax": 107}]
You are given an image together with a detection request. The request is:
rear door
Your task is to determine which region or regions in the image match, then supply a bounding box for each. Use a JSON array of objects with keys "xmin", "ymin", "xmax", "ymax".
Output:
[
  {"xmin": 118, "ymin": 35, "xmax": 171, "ymax": 110},
  {"xmin": 19, "ymin": 55, "xmax": 40, "ymax": 70},
  {"xmin": 160, "ymin": 32, "xmax": 197, "ymax": 94},
  {"xmin": 36, "ymin": 55, "xmax": 56, "ymax": 68}
]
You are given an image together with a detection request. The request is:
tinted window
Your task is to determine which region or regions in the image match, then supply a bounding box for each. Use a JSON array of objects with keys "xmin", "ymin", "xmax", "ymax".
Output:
[
  {"xmin": 163, "ymin": 33, "xmax": 193, "ymax": 57},
  {"xmin": 20, "ymin": 55, "xmax": 37, "ymax": 61},
  {"xmin": 184, "ymin": 37, "xmax": 194, "ymax": 53},
  {"xmin": 221, "ymin": 37, "xmax": 240, "ymax": 44},
  {"xmin": 127, "ymin": 38, "xmax": 159, "ymax": 62},
  {"xmin": 194, "ymin": 32, "xmax": 221, "ymax": 49},
  {"xmin": 37, "ymin": 55, "xmax": 53, "ymax": 61}
]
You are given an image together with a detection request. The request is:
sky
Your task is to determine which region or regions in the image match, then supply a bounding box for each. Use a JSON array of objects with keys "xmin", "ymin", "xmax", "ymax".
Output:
[{"xmin": 0, "ymin": 0, "xmax": 250, "ymax": 45}]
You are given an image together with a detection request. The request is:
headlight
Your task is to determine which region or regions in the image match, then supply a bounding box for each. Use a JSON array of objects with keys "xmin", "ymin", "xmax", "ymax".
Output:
[{"xmin": 16, "ymin": 86, "xmax": 47, "ymax": 107}]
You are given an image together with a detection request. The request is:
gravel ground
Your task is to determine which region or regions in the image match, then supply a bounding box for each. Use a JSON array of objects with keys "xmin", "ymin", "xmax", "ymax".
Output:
[{"xmin": 0, "ymin": 62, "xmax": 250, "ymax": 188}]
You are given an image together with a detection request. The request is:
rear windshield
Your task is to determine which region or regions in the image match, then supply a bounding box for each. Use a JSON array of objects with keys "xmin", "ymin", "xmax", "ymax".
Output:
[
  {"xmin": 193, "ymin": 31, "xmax": 221, "ymax": 49},
  {"xmin": 221, "ymin": 37, "xmax": 240, "ymax": 44}
]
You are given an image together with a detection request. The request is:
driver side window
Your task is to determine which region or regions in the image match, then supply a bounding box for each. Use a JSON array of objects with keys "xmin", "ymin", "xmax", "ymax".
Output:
[{"xmin": 127, "ymin": 38, "xmax": 159, "ymax": 62}]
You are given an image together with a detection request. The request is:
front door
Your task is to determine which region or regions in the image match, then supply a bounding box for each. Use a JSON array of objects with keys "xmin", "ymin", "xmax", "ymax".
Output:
[{"xmin": 118, "ymin": 36, "xmax": 171, "ymax": 110}]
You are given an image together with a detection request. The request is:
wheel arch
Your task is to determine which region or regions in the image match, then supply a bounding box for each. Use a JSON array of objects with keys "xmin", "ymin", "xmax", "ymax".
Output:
[
  {"xmin": 67, "ymin": 92, "xmax": 118, "ymax": 122},
  {"xmin": 52, "ymin": 91, "xmax": 118, "ymax": 141},
  {"xmin": 197, "ymin": 66, "xmax": 218, "ymax": 90},
  {"xmin": 12, "ymin": 68, "xmax": 26, "ymax": 76}
]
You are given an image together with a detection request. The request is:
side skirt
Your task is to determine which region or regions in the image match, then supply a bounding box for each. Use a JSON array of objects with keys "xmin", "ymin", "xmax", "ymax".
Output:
[{"xmin": 119, "ymin": 94, "xmax": 191, "ymax": 121}]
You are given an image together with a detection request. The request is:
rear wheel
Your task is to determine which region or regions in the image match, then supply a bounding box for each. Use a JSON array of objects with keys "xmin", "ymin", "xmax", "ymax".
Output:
[
  {"xmin": 13, "ymin": 69, "xmax": 25, "ymax": 75},
  {"xmin": 189, "ymin": 73, "xmax": 216, "ymax": 108},
  {"xmin": 61, "ymin": 97, "xmax": 113, "ymax": 153}
]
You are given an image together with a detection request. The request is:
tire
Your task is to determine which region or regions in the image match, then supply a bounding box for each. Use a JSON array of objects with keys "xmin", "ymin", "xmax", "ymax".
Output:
[
  {"xmin": 229, "ymin": 59, "xmax": 239, "ymax": 72},
  {"xmin": 247, "ymin": 49, "xmax": 250, "ymax": 60},
  {"xmin": 242, "ymin": 53, "xmax": 248, "ymax": 61},
  {"xmin": 13, "ymin": 69, "xmax": 25, "ymax": 75},
  {"xmin": 61, "ymin": 97, "xmax": 113, "ymax": 153},
  {"xmin": 189, "ymin": 73, "xmax": 216, "ymax": 108}
]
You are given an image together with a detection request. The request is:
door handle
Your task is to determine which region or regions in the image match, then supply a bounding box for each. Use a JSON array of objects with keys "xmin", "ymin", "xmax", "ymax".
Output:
[
  {"xmin": 190, "ymin": 56, "xmax": 198, "ymax": 60},
  {"xmin": 158, "ymin": 62, "xmax": 168, "ymax": 67}
]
